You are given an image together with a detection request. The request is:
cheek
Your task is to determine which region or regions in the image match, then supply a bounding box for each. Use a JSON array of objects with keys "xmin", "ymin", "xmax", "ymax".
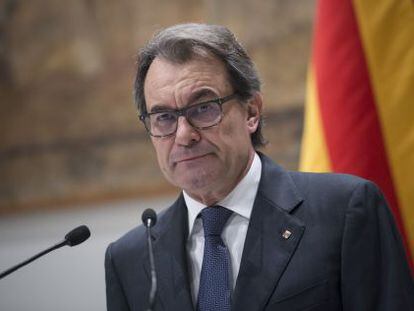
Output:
[
  {"xmin": 152, "ymin": 141, "xmax": 169, "ymax": 169},
  {"xmin": 219, "ymin": 116, "xmax": 251, "ymax": 146}
]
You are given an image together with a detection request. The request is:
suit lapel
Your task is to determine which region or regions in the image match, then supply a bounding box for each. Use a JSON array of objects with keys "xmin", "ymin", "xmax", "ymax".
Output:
[
  {"xmin": 232, "ymin": 154, "xmax": 305, "ymax": 311},
  {"xmin": 146, "ymin": 195, "xmax": 194, "ymax": 311}
]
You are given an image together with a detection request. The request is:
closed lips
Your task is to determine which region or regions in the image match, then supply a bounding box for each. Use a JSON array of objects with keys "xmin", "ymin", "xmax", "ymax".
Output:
[{"xmin": 176, "ymin": 154, "xmax": 210, "ymax": 163}]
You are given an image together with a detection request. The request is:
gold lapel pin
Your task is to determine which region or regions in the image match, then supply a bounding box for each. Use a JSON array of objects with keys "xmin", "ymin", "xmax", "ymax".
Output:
[{"xmin": 282, "ymin": 230, "xmax": 292, "ymax": 239}]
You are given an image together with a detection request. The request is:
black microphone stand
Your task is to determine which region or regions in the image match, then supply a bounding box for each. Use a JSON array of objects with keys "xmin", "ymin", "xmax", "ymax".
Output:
[
  {"xmin": 142, "ymin": 209, "xmax": 158, "ymax": 311},
  {"xmin": 0, "ymin": 225, "xmax": 90, "ymax": 280},
  {"xmin": 146, "ymin": 219, "xmax": 157, "ymax": 311},
  {"xmin": 0, "ymin": 240, "xmax": 67, "ymax": 280}
]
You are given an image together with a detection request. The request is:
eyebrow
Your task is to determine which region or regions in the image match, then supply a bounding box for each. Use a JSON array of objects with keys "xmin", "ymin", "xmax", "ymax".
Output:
[
  {"xmin": 149, "ymin": 89, "xmax": 218, "ymax": 113},
  {"xmin": 149, "ymin": 105, "xmax": 174, "ymax": 113},
  {"xmin": 187, "ymin": 89, "xmax": 217, "ymax": 104}
]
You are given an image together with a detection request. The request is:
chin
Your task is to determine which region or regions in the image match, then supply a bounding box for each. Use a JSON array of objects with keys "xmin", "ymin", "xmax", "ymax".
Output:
[{"xmin": 177, "ymin": 169, "xmax": 220, "ymax": 193}]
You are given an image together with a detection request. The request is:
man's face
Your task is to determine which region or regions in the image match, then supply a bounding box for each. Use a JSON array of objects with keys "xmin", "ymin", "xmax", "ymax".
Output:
[{"xmin": 143, "ymin": 56, "xmax": 261, "ymax": 205}]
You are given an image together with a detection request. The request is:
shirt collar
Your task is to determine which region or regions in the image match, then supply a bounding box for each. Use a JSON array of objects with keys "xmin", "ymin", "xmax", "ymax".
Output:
[{"xmin": 184, "ymin": 152, "xmax": 262, "ymax": 236}]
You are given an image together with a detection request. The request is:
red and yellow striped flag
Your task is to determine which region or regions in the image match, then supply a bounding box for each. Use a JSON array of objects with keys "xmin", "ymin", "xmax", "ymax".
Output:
[{"xmin": 300, "ymin": 0, "xmax": 414, "ymax": 268}]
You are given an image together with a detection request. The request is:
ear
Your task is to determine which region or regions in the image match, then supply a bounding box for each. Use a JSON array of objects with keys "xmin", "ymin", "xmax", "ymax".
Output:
[{"xmin": 246, "ymin": 92, "xmax": 263, "ymax": 134}]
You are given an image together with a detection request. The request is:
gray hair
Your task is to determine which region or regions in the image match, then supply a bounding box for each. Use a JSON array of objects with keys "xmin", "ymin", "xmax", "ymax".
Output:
[{"xmin": 134, "ymin": 23, "xmax": 266, "ymax": 148}]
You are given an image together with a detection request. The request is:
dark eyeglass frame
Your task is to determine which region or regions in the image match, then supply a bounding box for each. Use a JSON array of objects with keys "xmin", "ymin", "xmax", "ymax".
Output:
[{"xmin": 139, "ymin": 93, "xmax": 238, "ymax": 137}]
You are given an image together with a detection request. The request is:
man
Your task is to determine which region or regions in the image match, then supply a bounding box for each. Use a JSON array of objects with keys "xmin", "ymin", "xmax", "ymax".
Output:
[{"xmin": 105, "ymin": 23, "xmax": 414, "ymax": 311}]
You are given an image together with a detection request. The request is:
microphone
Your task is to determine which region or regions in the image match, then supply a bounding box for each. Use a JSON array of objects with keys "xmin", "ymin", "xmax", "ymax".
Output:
[
  {"xmin": 142, "ymin": 208, "xmax": 157, "ymax": 311},
  {"xmin": 142, "ymin": 208, "xmax": 157, "ymax": 228},
  {"xmin": 0, "ymin": 225, "xmax": 91, "ymax": 280}
]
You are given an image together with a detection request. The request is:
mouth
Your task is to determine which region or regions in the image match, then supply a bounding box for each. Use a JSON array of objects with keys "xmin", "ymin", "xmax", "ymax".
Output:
[{"xmin": 175, "ymin": 153, "xmax": 210, "ymax": 163}]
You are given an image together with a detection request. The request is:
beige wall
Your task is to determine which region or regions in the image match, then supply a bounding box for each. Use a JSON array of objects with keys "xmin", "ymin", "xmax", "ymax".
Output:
[{"xmin": 0, "ymin": 0, "xmax": 315, "ymax": 213}]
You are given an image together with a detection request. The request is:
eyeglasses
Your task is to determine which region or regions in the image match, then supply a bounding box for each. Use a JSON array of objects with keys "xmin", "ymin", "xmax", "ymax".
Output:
[{"xmin": 139, "ymin": 93, "xmax": 237, "ymax": 137}]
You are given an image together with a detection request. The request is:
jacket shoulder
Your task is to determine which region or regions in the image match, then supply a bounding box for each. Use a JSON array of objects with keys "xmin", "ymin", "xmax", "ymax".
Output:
[{"xmin": 288, "ymin": 171, "xmax": 379, "ymax": 198}]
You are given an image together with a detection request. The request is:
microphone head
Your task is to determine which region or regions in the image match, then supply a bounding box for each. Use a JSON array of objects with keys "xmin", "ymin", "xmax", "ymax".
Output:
[
  {"xmin": 142, "ymin": 208, "xmax": 157, "ymax": 228},
  {"xmin": 65, "ymin": 225, "xmax": 91, "ymax": 246}
]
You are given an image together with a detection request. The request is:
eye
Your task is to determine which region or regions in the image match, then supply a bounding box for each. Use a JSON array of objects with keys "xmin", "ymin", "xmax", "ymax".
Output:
[
  {"xmin": 197, "ymin": 103, "xmax": 213, "ymax": 113},
  {"xmin": 154, "ymin": 112, "xmax": 176, "ymax": 122},
  {"xmin": 191, "ymin": 102, "xmax": 215, "ymax": 116}
]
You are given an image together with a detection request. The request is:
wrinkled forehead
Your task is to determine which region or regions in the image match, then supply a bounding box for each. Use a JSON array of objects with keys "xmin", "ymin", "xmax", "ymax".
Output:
[
  {"xmin": 145, "ymin": 49, "xmax": 229, "ymax": 83},
  {"xmin": 143, "ymin": 54, "xmax": 232, "ymax": 107}
]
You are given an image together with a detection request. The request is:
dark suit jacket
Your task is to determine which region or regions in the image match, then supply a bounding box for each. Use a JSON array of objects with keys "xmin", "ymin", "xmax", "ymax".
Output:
[{"xmin": 105, "ymin": 154, "xmax": 414, "ymax": 311}]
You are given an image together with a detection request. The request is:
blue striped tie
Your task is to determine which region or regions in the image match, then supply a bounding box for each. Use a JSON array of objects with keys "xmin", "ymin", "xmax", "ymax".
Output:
[{"xmin": 197, "ymin": 206, "xmax": 233, "ymax": 311}]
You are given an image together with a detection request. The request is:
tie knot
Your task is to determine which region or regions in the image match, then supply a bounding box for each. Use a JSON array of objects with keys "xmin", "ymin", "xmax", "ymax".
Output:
[{"xmin": 200, "ymin": 206, "xmax": 233, "ymax": 237}]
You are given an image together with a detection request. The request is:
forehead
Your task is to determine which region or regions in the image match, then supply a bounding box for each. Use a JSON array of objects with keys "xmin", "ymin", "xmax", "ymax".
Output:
[{"xmin": 143, "ymin": 55, "xmax": 232, "ymax": 107}]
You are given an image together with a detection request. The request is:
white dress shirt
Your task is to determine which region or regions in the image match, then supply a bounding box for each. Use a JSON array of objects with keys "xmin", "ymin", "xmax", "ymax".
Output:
[{"xmin": 184, "ymin": 152, "xmax": 262, "ymax": 305}]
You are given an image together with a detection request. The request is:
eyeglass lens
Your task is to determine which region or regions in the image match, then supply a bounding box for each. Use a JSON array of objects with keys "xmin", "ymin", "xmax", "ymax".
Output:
[{"xmin": 146, "ymin": 100, "xmax": 222, "ymax": 137}]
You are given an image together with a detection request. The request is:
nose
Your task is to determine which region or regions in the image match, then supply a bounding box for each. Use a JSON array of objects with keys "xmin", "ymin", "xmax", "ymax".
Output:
[{"xmin": 175, "ymin": 116, "xmax": 200, "ymax": 146}]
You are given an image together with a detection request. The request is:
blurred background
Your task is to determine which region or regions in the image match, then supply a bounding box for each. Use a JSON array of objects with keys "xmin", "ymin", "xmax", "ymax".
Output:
[{"xmin": 0, "ymin": 0, "xmax": 315, "ymax": 310}]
